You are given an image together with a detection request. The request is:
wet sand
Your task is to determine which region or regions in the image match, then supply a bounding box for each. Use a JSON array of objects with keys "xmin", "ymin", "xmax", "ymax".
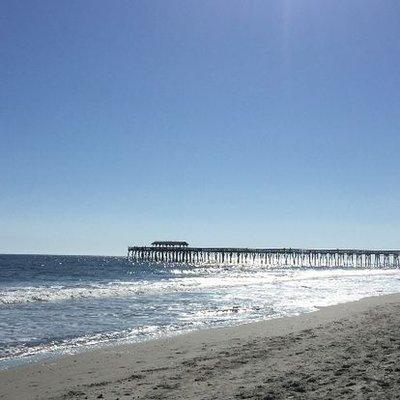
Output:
[{"xmin": 1, "ymin": 293, "xmax": 400, "ymax": 399}]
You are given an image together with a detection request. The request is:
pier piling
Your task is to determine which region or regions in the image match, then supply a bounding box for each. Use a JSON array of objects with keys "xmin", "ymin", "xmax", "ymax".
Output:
[{"xmin": 128, "ymin": 241, "xmax": 400, "ymax": 268}]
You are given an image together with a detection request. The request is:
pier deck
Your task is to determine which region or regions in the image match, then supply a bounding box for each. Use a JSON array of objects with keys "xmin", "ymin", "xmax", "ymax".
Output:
[{"xmin": 128, "ymin": 244, "xmax": 400, "ymax": 268}]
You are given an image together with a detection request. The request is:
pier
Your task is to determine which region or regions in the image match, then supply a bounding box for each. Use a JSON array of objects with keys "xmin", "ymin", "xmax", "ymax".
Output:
[{"xmin": 128, "ymin": 241, "xmax": 400, "ymax": 268}]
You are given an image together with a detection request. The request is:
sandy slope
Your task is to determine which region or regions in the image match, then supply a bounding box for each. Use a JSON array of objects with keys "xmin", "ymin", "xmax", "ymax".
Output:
[{"xmin": 1, "ymin": 293, "xmax": 400, "ymax": 400}]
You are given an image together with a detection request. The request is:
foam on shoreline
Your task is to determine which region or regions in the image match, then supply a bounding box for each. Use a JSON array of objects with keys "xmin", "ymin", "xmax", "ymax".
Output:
[{"xmin": 1, "ymin": 293, "xmax": 400, "ymax": 399}]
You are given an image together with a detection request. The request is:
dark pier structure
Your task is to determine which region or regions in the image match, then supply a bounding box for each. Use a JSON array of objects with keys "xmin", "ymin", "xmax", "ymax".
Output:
[{"xmin": 128, "ymin": 241, "xmax": 400, "ymax": 268}]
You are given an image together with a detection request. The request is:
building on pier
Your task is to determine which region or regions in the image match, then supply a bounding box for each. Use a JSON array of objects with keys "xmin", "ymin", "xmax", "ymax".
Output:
[{"xmin": 151, "ymin": 241, "xmax": 189, "ymax": 248}]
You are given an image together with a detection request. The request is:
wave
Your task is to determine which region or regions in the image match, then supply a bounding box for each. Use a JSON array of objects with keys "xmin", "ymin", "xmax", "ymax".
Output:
[
  {"xmin": 0, "ymin": 324, "xmax": 165, "ymax": 362},
  {"xmin": 1, "ymin": 268, "xmax": 399, "ymax": 305}
]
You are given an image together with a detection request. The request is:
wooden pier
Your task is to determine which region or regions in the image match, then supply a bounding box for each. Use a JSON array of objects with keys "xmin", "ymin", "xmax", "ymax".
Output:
[{"xmin": 128, "ymin": 241, "xmax": 400, "ymax": 268}]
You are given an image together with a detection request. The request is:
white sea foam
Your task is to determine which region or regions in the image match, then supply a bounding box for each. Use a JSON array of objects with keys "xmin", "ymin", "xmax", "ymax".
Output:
[
  {"xmin": 1, "ymin": 268, "xmax": 398, "ymax": 305},
  {"xmin": 2, "ymin": 255, "xmax": 400, "ymax": 371},
  {"xmin": 1, "ymin": 263, "xmax": 400, "ymax": 370},
  {"xmin": 0, "ymin": 324, "xmax": 164, "ymax": 361}
]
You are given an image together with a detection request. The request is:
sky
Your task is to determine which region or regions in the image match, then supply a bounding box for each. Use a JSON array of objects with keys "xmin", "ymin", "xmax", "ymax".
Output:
[{"xmin": 1, "ymin": 0, "xmax": 400, "ymax": 255}]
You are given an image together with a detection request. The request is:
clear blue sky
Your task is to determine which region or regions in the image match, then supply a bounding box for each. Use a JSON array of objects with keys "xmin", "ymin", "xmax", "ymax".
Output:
[{"xmin": 1, "ymin": 1, "xmax": 399, "ymax": 255}]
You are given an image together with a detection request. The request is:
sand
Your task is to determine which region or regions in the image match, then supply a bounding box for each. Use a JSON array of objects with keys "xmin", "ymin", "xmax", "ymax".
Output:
[{"xmin": 1, "ymin": 293, "xmax": 400, "ymax": 400}]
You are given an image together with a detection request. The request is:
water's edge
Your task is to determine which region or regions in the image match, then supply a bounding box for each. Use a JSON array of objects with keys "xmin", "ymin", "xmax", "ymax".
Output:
[{"xmin": 1, "ymin": 254, "xmax": 400, "ymax": 370}]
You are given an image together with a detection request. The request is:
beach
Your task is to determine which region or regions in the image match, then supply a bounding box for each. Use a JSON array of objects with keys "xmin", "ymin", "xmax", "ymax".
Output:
[
  {"xmin": 1, "ymin": 293, "xmax": 400, "ymax": 400},
  {"xmin": 3, "ymin": 1, "xmax": 400, "ymax": 398}
]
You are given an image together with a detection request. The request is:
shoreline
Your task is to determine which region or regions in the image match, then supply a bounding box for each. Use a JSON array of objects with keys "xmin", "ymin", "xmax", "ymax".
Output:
[
  {"xmin": 1, "ymin": 292, "xmax": 400, "ymax": 399},
  {"xmin": 3, "ymin": 267, "xmax": 399, "ymax": 372},
  {"xmin": 0, "ymin": 284, "xmax": 396, "ymax": 371}
]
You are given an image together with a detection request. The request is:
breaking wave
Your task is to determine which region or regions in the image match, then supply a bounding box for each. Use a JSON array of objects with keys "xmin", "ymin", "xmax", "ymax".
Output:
[
  {"xmin": 1, "ymin": 255, "xmax": 400, "ymax": 370},
  {"xmin": 1, "ymin": 268, "xmax": 399, "ymax": 305}
]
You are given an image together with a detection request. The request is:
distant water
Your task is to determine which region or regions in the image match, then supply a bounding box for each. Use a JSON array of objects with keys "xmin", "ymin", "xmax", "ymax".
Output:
[{"xmin": 1, "ymin": 254, "xmax": 400, "ymax": 369}]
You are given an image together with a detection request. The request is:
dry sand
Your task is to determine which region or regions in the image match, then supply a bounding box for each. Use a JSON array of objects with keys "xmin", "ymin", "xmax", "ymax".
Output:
[{"xmin": 1, "ymin": 293, "xmax": 400, "ymax": 400}]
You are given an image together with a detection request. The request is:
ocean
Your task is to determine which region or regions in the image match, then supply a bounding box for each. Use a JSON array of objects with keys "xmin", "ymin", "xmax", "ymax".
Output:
[{"xmin": 1, "ymin": 254, "xmax": 400, "ymax": 370}]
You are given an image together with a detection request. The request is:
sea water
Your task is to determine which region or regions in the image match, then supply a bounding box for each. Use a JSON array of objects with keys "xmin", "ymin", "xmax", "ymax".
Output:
[{"xmin": 1, "ymin": 254, "xmax": 400, "ymax": 369}]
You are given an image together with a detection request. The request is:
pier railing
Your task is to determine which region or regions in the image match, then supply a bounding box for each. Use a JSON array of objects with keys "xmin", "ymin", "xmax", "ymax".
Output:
[{"xmin": 127, "ymin": 246, "xmax": 400, "ymax": 268}]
